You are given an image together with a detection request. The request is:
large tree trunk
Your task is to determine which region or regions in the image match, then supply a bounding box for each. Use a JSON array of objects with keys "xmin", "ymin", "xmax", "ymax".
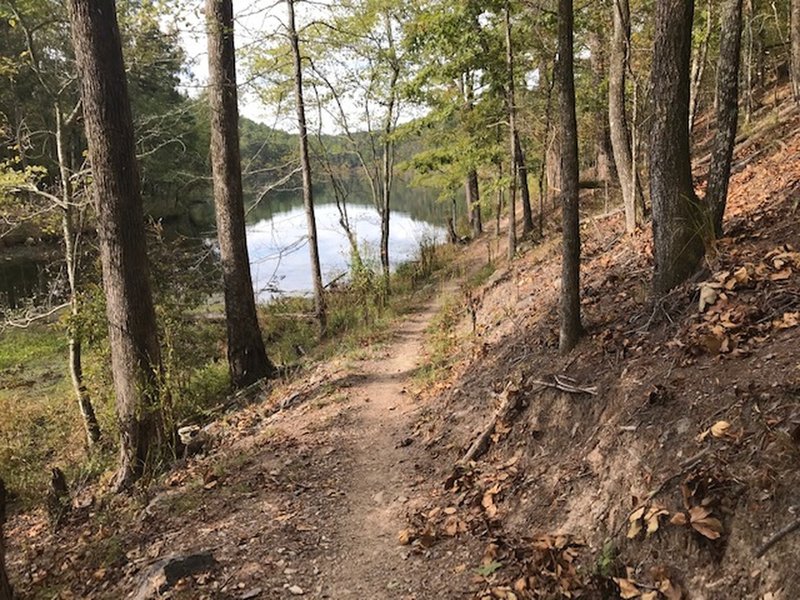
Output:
[
  {"xmin": 650, "ymin": 0, "xmax": 707, "ymax": 294},
  {"xmin": 706, "ymin": 0, "xmax": 744, "ymax": 236},
  {"xmin": 0, "ymin": 478, "xmax": 11, "ymax": 600},
  {"xmin": 287, "ymin": 0, "xmax": 326, "ymax": 336},
  {"xmin": 67, "ymin": 0, "xmax": 164, "ymax": 490},
  {"xmin": 792, "ymin": 0, "xmax": 800, "ymax": 101},
  {"xmin": 505, "ymin": 1, "xmax": 517, "ymax": 260},
  {"xmin": 56, "ymin": 105, "xmax": 101, "ymax": 447},
  {"xmin": 206, "ymin": 0, "xmax": 276, "ymax": 388},
  {"xmin": 609, "ymin": 0, "xmax": 645, "ymax": 232},
  {"xmin": 557, "ymin": 0, "xmax": 583, "ymax": 353},
  {"xmin": 515, "ymin": 132, "xmax": 534, "ymax": 235},
  {"xmin": 466, "ymin": 169, "xmax": 482, "ymax": 237}
]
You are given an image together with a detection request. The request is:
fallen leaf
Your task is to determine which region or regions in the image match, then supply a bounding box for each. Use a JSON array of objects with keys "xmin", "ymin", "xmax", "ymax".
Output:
[
  {"xmin": 658, "ymin": 578, "xmax": 683, "ymax": 600},
  {"xmin": 645, "ymin": 505, "xmax": 669, "ymax": 536},
  {"xmin": 613, "ymin": 577, "xmax": 641, "ymax": 599},
  {"xmin": 689, "ymin": 506, "xmax": 723, "ymax": 539},
  {"xmin": 769, "ymin": 268, "xmax": 792, "ymax": 281},
  {"xmin": 711, "ymin": 421, "xmax": 731, "ymax": 438},
  {"xmin": 397, "ymin": 529, "xmax": 413, "ymax": 545},
  {"xmin": 698, "ymin": 284, "xmax": 719, "ymax": 312},
  {"xmin": 670, "ymin": 512, "xmax": 688, "ymax": 526},
  {"xmin": 773, "ymin": 312, "xmax": 800, "ymax": 330},
  {"xmin": 627, "ymin": 506, "xmax": 646, "ymax": 539},
  {"xmin": 476, "ymin": 561, "xmax": 503, "ymax": 577}
]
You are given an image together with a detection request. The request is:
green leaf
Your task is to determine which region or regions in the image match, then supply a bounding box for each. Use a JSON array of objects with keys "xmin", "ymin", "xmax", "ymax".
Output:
[{"xmin": 475, "ymin": 561, "xmax": 503, "ymax": 577}]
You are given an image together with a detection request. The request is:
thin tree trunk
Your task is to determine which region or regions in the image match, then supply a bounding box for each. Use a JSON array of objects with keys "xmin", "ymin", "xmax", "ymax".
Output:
[
  {"xmin": 0, "ymin": 478, "xmax": 11, "ymax": 600},
  {"xmin": 466, "ymin": 169, "xmax": 482, "ymax": 237},
  {"xmin": 792, "ymin": 0, "xmax": 800, "ymax": 100},
  {"xmin": 689, "ymin": 0, "xmax": 712, "ymax": 132},
  {"xmin": 538, "ymin": 59, "xmax": 556, "ymax": 238},
  {"xmin": 557, "ymin": 0, "xmax": 583, "ymax": 353},
  {"xmin": 380, "ymin": 14, "xmax": 399, "ymax": 296},
  {"xmin": 67, "ymin": 0, "xmax": 164, "ymax": 490},
  {"xmin": 707, "ymin": 0, "xmax": 744, "ymax": 236},
  {"xmin": 505, "ymin": 1, "xmax": 517, "ymax": 260},
  {"xmin": 287, "ymin": 0, "xmax": 326, "ymax": 336},
  {"xmin": 515, "ymin": 132, "xmax": 534, "ymax": 235},
  {"xmin": 206, "ymin": 0, "xmax": 276, "ymax": 388},
  {"xmin": 609, "ymin": 0, "xmax": 645, "ymax": 232},
  {"xmin": 588, "ymin": 29, "xmax": 614, "ymax": 183},
  {"xmin": 744, "ymin": 0, "xmax": 755, "ymax": 122},
  {"xmin": 496, "ymin": 161, "xmax": 504, "ymax": 237},
  {"xmin": 56, "ymin": 106, "xmax": 101, "ymax": 447},
  {"xmin": 650, "ymin": 0, "xmax": 707, "ymax": 294}
]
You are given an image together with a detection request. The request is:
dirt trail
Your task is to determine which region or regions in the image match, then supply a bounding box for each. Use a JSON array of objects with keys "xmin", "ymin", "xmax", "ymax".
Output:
[{"xmin": 319, "ymin": 300, "xmax": 442, "ymax": 599}]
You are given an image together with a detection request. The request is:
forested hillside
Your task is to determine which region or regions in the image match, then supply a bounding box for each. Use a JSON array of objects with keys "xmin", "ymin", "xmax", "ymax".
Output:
[{"xmin": 0, "ymin": 0, "xmax": 799, "ymax": 598}]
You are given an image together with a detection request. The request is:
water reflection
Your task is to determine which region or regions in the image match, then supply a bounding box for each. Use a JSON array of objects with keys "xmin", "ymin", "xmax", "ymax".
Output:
[{"xmin": 247, "ymin": 203, "xmax": 445, "ymax": 299}]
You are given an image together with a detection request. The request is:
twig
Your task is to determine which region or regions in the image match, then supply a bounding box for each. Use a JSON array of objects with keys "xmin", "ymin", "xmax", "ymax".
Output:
[
  {"xmin": 755, "ymin": 517, "xmax": 800, "ymax": 558},
  {"xmin": 530, "ymin": 375, "xmax": 598, "ymax": 396}
]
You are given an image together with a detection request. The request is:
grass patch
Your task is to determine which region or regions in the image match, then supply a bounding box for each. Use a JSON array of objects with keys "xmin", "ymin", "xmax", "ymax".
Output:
[{"xmin": 414, "ymin": 293, "xmax": 461, "ymax": 386}]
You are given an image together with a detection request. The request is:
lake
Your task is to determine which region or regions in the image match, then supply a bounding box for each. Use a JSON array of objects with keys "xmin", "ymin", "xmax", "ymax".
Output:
[
  {"xmin": 244, "ymin": 180, "xmax": 448, "ymax": 298},
  {"xmin": 0, "ymin": 179, "xmax": 452, "ymax": 308}
]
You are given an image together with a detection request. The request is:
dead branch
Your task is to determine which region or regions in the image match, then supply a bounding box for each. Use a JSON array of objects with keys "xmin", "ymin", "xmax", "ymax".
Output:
[
  {"xmin": 755, "ymin": 516, "xmax": 800, "ymax": 558},
  {"xmin": 529, "ymin": 375, "xmax": 598, "ymax": 396}
]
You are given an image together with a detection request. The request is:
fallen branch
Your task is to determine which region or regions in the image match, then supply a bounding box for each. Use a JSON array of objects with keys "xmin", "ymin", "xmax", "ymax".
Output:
[
  {"xmin": 755, "ymin": 517, "xmax": 800, "ymax": 558},
  {"xmin": 458, "ymin": 383, "xmax": 526, "ymax": 466},
  {"xmin": 529, "ymin": 375, "xmax": 598, "ymax": 396}
]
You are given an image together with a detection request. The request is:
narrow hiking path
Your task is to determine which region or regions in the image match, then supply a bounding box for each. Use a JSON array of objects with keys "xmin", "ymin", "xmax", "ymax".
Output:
[{"xmin": 319, "ymin": 302, "xmax": 440, "ymax": 598}]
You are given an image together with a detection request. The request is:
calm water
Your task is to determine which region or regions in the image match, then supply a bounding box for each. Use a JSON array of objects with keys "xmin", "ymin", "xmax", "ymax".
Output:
[
  {"xmin": 247, "ymin": 203, "xmax": 445, "ymax": 299},
  {"xmin": 0, "ymin": 180, "xmax": 452, "ymax": 307}
]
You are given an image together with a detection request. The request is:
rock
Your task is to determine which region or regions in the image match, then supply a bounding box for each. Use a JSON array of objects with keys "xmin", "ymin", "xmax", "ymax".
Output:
[
  {"xmin": 130, "ymin": 551, "xmax": 217, "ymax": 600},
  {"xmin": 240, "ymin": 588, "xmax": 262, "ymax": 599},
  {"xmin": 288, "ymin": 584, "xmax": 304, "ymax": 595}
]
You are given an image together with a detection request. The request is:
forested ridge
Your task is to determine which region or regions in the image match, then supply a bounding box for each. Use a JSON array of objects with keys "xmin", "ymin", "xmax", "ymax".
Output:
[{"xmin": 0, "ymin": 0, "xmax": 799, "ymax": 598}]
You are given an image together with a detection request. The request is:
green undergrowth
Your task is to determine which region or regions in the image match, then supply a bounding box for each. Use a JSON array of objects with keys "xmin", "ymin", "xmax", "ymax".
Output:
[{"xmin": 0, "ymin": 239, "xmax": 457, "ymax": 508}]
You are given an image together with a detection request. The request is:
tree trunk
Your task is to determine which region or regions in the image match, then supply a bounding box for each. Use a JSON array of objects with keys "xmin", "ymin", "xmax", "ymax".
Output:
[
  {"xmin": 515, "ymin": 132, "xmax": 534, "ymax": 235},
  {"xmin": 287, "ymin": 0, "xmax": 326, "ymax": 336},
  {"xmin": 68, "ymin": 0, "xmax": 164, "ymax": 490},
  {"xmin": 650, "ymin": 0, "xmax": 707, "ymax": 295},
  {"xmin": 792, "ymin": 0, "xmax": 800, "ymax": 100},
  {"xmin": 466, "ymin": 169, "xmax": 482, "ymax": 237},
  {"xmin": 56, "ymin": 105, "xmax": 101, "ymax": 447},
  {"xmin": 609, "ymin": 0, "xmax": 645, "ymax": 232},
  {"xmin": 588, "ymin": 29, "xmax": 614, "ymax": 183},
  {"xmin": 380, "ymin": 14, "xmax": 399, "ymax": 296},
  {"xmin": 689, "ymin": 0, "xmax": 712, "ymax": 132},
  {"xmin": 206, "ymin": 0, "xmax": 276, "ymax": 388},
  {"xmin": 706, "ymin": 0, "xmax": 744, "ymax": 236},
  {"xmin": 0, "ymin": 478, "xmax": 11, "ymax": 600},
  {"xmin": 505, "ymin": 2, "xmax": 517, "ymax": 260},
  {"xmin": 557, "ymin": 0, "xmax": 583, "ymax": 353}
]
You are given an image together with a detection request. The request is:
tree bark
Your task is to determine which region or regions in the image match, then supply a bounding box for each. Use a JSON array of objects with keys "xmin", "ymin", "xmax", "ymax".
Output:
[
  {"xmin": 557, "ymin": 0, "xmax": 583, "ymax": 353},
  {"xmin": 56, "ymin": 105, "xmax": 101, "ymax": 447},
  {"xmin": 649, "ymin": 0, "xmax": 707, "ymax": 294},
  {"xmin": 67, "ymin": 0, "xmax": 164, "ymax": 490},
  {"xmin": 689, "ymin": 0, "xmax": 712, "ymax": 132},
  {"xmin": 0, "ymin": 478, "xmax": 11, "ymax": 600},
  {"xmin": 206, "ymin": 0, "xmax": 276, "ymax": 388},
  {"xmin": 287, "ymin": 0, "xmax": 326, "ymax": 336},
  {"xmin": 466, "ymin": 169, "xmax": 482, "ymax": 237},
  {"xmin": 792, "ymin": 0, "xmax": 800, "ymax": 101},
  {"xmin": 609, "ymin": 0, "xmax": 645, "ymax": 232},
  {"xmin": 505, "ymin": 1, "xmax": 517, "ymax": 260},
  {"xmin": 706, "ymin": 0, "xmax": 744, "ymax": 236},
  {"xmin": 515, "ymin": 132, "xmax": 534, "ymax": 235},
  {"xmin": 588, "ymin": 29, "xmax": 614, "ymax": 183}
]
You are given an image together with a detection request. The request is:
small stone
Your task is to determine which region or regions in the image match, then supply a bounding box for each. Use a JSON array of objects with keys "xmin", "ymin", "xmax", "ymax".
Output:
[{"xmin": 288, "ymin": 585, "xmax": 304, "ymax": 595}]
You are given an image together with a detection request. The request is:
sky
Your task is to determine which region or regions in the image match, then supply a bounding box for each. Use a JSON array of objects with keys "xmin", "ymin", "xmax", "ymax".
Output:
[{"xmin": 175, "ymin": 1, "xmax": 326, "ymax": 132}]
